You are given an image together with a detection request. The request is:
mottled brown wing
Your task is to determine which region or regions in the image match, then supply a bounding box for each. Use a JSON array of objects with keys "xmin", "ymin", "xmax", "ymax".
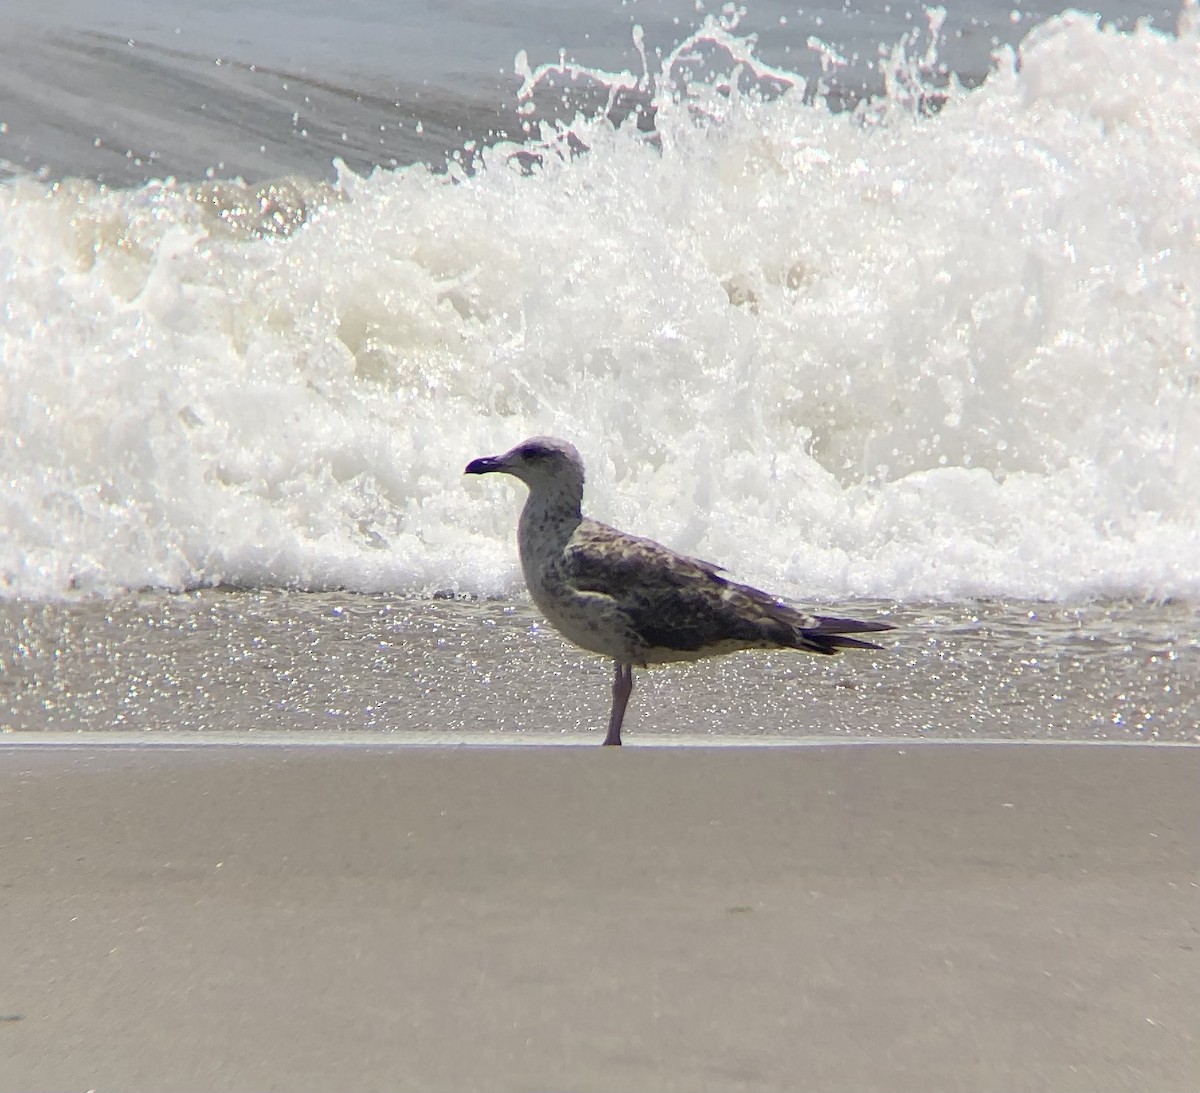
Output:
[
  {"xmin": 564, "ymin": 519, "xmax": 893, "ymax": 655},
  {"xmin": 566, "ymin": 519, "xmax": 726, "ymax": 586},
  {"xmin": 563, "ymin": 520, "xmax": 801, "ymax": 653}
]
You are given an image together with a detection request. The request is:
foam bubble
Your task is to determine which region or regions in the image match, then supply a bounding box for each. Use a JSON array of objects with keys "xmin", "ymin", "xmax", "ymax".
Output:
[{"xmin": 1, "ymin": 9, "xmax": 1197, "ymax": 602}]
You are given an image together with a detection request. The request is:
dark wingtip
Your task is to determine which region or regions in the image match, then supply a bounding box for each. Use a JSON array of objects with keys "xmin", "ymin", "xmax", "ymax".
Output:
[
  {"xmin": 820, "ymin": 634, "xmax": 888, "ymax": 652},
  {"xmin": 801, "ymin": 615, "xmax": 894, "ymax": 654},
  {"xmin": 811, "ymin": 614, "xmax": 895, "ymax": 635}
]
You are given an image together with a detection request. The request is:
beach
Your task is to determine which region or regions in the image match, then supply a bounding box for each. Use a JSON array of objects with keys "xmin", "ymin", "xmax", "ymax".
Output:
[{"xmin": 2, "ymin": 742, "xmax": 1196, "ymax": 1092}]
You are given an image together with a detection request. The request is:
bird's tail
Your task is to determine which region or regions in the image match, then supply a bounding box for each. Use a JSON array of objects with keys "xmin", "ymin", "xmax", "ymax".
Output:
[{"xmin": 796, "ymin": 614, "xmax": 893, "ymax": 655}]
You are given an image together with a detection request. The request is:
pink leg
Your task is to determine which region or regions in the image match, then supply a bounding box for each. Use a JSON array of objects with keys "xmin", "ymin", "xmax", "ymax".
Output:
[{"xmin": 604, "ymin": 662, "xmax": 633, "ymax": 746}]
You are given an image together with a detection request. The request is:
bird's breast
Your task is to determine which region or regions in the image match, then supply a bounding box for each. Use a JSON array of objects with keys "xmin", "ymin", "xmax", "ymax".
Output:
[{"xmin": 519, "ymin": 552, "xmax": 642, "ymax": 662}]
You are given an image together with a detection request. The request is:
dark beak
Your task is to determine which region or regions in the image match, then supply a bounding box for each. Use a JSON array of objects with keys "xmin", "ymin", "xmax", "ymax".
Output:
[{"xmin": 464, "ymin": 455, "xmax": 504, "ymax": 475}]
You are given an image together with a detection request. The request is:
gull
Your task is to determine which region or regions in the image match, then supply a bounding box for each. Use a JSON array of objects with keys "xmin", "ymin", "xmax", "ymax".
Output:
[{"xmin": 465, "ymin": 437, "xmax": 892, "ymax": 745}]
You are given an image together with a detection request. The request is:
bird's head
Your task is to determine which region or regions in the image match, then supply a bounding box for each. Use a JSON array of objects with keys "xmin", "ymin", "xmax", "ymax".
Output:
[{"xmin": 465, "ymin": 436, "xmax": 585, "ymax": 500}]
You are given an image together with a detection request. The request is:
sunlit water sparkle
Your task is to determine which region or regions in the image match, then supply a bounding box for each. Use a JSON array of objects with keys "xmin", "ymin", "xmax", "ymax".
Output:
[{"xmin": 2, "ymin": 592, "xmax": 1195, "ymax": 742}]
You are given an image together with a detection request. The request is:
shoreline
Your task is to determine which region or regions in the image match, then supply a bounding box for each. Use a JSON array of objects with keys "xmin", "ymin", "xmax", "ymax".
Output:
[
  {"xmin": 2, "ymin": 733, "xmax": 1199, "ymax": 750},
  {"xmin": 3, "ymin": 743, "xmax": 1197, "ymax": 1092}
]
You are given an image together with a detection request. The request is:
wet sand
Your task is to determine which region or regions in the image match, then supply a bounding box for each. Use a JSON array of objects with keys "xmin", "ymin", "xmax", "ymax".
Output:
[
  {"xmin": 3, "ymin": 592, "xmax": 1196, "ymax": 741},
  {"xmin": 1, "ymin": 742, "xmax": 1197, "ymax": 1092}
]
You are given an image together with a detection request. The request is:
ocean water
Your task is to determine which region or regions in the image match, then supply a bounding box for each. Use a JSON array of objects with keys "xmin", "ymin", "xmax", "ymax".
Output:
[
  {"xmin": 1, "ymin": 0, "xmax": 1184, "ymax": 185},
  {"xmin": 1, "ymin": 592, "xmax": 1196, "ymax": 741},
  {"xmin": 1, "ymin": 0, "xmax": 1197, "ymax": 740}
]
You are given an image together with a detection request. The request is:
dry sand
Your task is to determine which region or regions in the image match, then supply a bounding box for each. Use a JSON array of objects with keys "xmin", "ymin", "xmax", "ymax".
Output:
[{"xmin": 1, "ymin": 742, "xmax": 1196, "ymax": 1092}]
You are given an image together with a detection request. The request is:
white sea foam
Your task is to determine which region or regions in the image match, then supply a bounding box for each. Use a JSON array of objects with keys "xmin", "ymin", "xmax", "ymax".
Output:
[{"xmin": 1, "ymin": 9, "xmax": 1197, "ymax": 603}]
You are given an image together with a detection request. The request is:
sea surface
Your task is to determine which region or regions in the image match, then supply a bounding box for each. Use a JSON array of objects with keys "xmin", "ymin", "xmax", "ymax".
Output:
[{"xmin": 1, "ymin": 0, "xmax": 1197, "ymax": 741}]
